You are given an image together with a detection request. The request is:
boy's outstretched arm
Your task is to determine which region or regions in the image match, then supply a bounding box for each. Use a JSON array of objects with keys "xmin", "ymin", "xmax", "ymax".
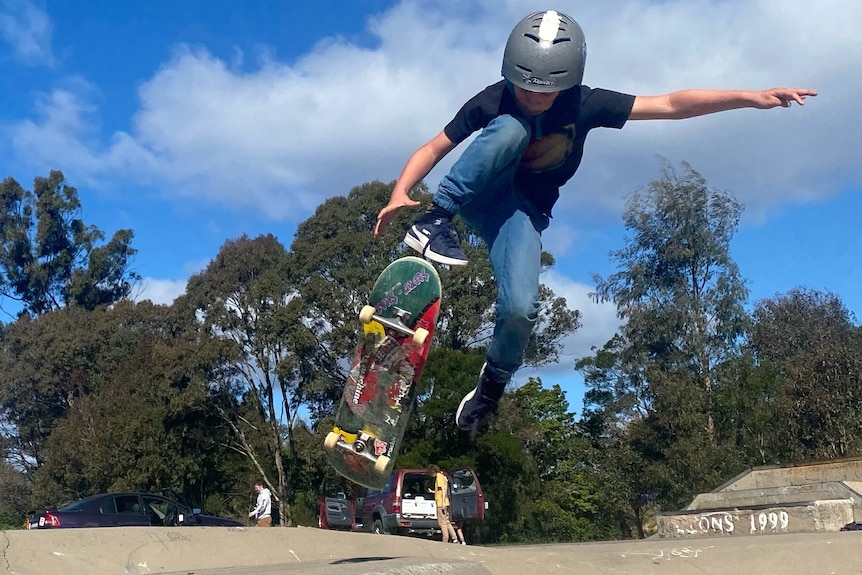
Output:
[{"xmin": 629, "ymin": 87, "xmax": 817, "ymax": 120}]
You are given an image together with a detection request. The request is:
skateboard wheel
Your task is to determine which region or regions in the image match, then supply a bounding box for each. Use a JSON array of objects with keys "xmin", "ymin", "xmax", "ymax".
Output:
[
  {"xmin": 412, "ymin": 328, "xmax": 429, "ymax": 346},
  {"xmin": 359, "ymin": 305, "xmax": 376, "ymax": 324},
  {"xmin": 374, "ymin": 455, "xmax": 390, "ymax": 474},
  {"xmin": 324, "ymin": 432, "xmax": 340, "ymax": 450}
]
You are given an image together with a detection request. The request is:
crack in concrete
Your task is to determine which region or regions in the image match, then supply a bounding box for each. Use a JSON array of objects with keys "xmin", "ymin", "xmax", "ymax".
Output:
[{"xmin": 0, "ymin": 530, "xmax": 11, "ymax": 574}]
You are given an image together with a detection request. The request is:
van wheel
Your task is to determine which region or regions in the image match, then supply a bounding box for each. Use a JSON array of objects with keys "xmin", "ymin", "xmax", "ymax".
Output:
[{"xmin": 372, "ymin": 519, "xmax": 387, "ymax": 535}]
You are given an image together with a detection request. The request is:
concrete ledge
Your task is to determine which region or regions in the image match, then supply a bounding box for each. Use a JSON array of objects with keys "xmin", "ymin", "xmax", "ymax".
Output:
[
  {"xmin": 686, "ymin": 481, "xmax": 862, "ymax": 510},
  {"xmin": 717, "ymin": 457, "xmax": 862, "ymax": 492},
  {"xmin": 658, "ymin": 499, "xmax": 855, "ymax": 538}
]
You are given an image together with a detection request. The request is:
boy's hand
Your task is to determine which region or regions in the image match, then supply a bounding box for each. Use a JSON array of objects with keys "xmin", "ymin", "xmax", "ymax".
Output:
[
  {"xmin": 753, "ymin": 87, "xmax": 817, "ymax": 109},
  {"xmin": 374, "ymin": 194, "xmax": 420, "ymax": 237}
]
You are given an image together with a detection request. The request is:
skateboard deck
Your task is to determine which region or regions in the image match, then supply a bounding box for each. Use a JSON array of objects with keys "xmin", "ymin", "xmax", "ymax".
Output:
[{"xmin": 324, "ymin": 256, "xmax": 441, "ymax": 489}]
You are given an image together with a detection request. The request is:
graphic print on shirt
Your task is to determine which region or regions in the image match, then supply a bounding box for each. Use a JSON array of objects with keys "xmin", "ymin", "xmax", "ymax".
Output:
[{"xmin": 520, "ymin": 123, "xmax": 578, "ymax": 173}]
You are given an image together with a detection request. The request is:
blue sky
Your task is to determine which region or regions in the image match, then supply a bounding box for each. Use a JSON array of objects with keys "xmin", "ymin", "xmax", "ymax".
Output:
[{"xmin": 1, "ymin": 0, "xmax": 860, "ymax": 415}]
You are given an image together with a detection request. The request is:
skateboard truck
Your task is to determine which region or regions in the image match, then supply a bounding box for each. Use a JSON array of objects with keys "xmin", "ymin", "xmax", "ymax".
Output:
[
  {"xmin": 360, "ymin": 305, "xmax": 429, "ymax": 346},
  {"xmin": 324, "ymin": 428, "xmax": 391, "ymax": 474}
]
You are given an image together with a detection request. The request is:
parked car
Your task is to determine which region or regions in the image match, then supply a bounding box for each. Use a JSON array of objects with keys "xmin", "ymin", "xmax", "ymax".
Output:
[
  {"xmin": 26, "ymin": 492, "xmax": 243, "ymax": 529},
  {"xmin": 320, "ymin": 467, "xmax": 486, "ymax": 537},
  {"xmin": 318, "ymin": 491, "xmax": 364, "ymax": 531}
]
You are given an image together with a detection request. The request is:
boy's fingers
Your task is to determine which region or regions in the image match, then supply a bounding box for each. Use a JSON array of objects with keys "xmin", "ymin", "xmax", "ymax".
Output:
[{"xmin": 374, "ymin": 210, "xmax": 393, "ymax": 237}]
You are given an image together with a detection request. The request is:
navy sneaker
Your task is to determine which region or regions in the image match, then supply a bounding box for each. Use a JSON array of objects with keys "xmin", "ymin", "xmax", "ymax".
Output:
[
  {"xmin": 404, "ymin": 209, "xmax": 468, "ymax": 266},
  {"xmin": 456, "ymin": 363, "xmax": 507, "ymax": 433}
]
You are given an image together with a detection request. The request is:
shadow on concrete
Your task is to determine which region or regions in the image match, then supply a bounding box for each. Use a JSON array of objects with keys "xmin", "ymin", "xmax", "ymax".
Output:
[{"xmin": 331, "ymin": 556, "xmax": 401, "ymax": 564}]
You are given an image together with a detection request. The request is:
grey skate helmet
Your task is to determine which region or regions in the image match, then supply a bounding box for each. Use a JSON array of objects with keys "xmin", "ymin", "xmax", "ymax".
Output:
[{"xmin": 501, "ymin": 10, "xmax": 586, "ymax": 93}]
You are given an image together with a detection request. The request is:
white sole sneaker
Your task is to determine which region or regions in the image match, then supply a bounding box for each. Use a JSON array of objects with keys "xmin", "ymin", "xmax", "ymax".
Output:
[
  {"xmin": 455, "ymin": 387, "xmax": 477, "ymax": 430},
  {"xmin": 404, "ymin": 226, "xmax": 468, "ymax": 266}
]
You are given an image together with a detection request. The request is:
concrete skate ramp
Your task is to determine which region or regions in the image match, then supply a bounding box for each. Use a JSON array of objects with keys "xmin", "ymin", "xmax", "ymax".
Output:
[{"xmin": 1, "ymin": 526, "xmax": 861, "ymax": 575}]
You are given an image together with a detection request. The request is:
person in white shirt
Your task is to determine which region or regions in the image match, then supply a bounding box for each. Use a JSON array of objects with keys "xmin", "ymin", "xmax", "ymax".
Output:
[{"xmin": 248, "ymin": 480, "xmax": 272, "ymax": 527}]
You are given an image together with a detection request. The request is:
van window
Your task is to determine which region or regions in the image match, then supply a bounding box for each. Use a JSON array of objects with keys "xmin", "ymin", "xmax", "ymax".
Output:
[
  {"xmin": 401, "ymin": 472, "xmax": 433, "ymax": 499},
  {"xmin": 450, "ymin": 470, "xmax": 476, "ymax": 494}
]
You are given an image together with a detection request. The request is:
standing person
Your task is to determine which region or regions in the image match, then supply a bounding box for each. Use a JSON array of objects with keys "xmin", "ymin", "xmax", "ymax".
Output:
[
  {"xmin": 248, "ymin": 480, "xmax": 272, "ymax": 527},
  {"xmin": 374, "ymin": 10, "xmax": 815, "ymax": 434},
  {"xmin": 451, "ymin": 519, "xmax": 467, "ymax": 545},
  {"xmin": 428, "ymin": 464, "xmax": 459, "ymax": 543}
]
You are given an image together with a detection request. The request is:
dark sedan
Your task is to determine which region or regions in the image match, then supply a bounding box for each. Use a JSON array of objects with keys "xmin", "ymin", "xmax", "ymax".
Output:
[{"xmin": 26, "ymin": 492, "xmax": 243, "ymax": 529}]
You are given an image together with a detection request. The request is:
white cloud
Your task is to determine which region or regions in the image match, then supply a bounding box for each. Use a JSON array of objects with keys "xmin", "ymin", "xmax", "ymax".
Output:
[
  {"xmin": 547, "ymin": 270, "xmax": 620, "ymax": 362},
  {"xmin": 6, "ymin": 0, "xmax": 860, "ymax": 229},
  {"xmin": 136, "ymin": 278, "xmax": 187, "ymax": 305},
  {"xmin": 0, "ymin": 0, "xmax": 54, "ymax": 66},
  {"xmin": 519, "ymin": 269, "xmax": 621, "ymax": 382}
]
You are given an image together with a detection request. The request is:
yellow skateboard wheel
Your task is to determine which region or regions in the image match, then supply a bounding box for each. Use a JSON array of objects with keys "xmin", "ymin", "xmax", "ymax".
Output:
[
  {"xmin": 359, "ymin": 305, "xmax": 376, "ymax": 324},
  {"xmin": 412, "ymin": 327, "xmax": 428, "ymax": 346},
  {"xmin": 374, "ymin": 455, "xmax": 390, "ymax": 474},
  {"xmin": 324, "ymin": 431, "xmax": 340, "ymax": 450}
]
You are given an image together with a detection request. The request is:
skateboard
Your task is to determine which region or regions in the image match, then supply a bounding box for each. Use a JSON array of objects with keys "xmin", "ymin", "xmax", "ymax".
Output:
[{"xmin": 324, "ymin": 256, "xmax": 441, "ymax": 489}]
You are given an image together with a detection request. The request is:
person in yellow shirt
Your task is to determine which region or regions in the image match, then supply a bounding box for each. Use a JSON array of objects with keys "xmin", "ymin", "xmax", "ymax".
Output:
[{"xmin": 428, "ymin": 464, "xmax": 458, "ymax": 543}]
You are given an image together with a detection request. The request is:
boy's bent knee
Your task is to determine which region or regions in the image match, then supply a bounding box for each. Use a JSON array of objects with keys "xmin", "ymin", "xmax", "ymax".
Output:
[{"xmin": 484, "ymin": 115, "xmax": 531, "ymax": 151}]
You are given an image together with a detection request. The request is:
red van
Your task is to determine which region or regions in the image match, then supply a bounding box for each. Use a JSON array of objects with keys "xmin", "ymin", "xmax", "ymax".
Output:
[
  {"xmin": 359, "ymin": 467, "xmax": 485, "ymax": 537},
  {"xmin": 319, "ymin": 467, "xmax": 486, "ymax": 537}
]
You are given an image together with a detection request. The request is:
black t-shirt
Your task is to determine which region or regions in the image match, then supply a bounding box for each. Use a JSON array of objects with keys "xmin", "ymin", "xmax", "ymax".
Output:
[{"xmin": 443, "ymin": 80, "xmax": 635, "ymax": 216}]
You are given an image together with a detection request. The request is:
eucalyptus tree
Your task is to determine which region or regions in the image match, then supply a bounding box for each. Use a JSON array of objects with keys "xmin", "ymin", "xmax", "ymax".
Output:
[
  {"xmin": 0, "ymin": 306, "xmax": 106, "ymax": 472},
  {"xmin": 183, "ymin": 234, "xmax": 330, "ymax": 526},
  {"xmin": 28, "ymin": 301, "xmax": 238, "ymax": 508},
  {"xmin": 0, "ymin": 171, "xmax": 139, "ymax": 317},
  {"xmin": 579, "ymin": 161, "xmax": 750, "ymax": 512},
  {"xmin": 750, "ymin": 288, "xmax": 862, "ymax": 461},
  {"xmin": 593, "ymin": 160, "xmax": 749, "ymax": 442}
]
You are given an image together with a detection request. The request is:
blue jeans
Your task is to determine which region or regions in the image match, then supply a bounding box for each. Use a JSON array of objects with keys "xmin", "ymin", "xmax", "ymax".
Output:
[{"xmin": 432, "ymin": 115, "xmax": 549, "ymax": 383}]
